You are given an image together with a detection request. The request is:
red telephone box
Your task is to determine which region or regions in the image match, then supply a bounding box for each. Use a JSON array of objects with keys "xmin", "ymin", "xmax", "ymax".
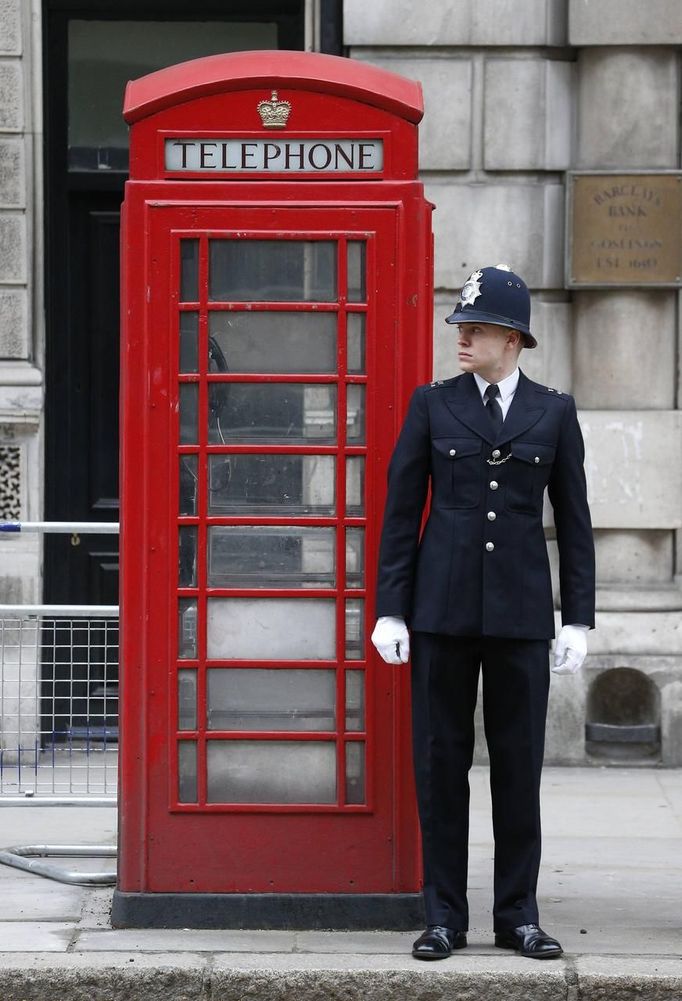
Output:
[{"xmin": 113, "ymin": 50, "xmax": 433, "ymax": 929}]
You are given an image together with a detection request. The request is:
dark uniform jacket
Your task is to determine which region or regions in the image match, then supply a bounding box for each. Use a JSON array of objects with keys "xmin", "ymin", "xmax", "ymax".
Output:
[{"xmin": 376, "ymin": 370, "xmax": 595, "ymax": 639}]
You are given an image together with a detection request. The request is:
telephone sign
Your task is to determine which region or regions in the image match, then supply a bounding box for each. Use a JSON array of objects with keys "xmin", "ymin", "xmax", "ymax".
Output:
[
  {"xmin": 113, "ymin": 50, "xmax": 432, "ymax": 930},
  {"xmin": 165, "ymin": 138, "xmax": 384, "ymax": 172}
]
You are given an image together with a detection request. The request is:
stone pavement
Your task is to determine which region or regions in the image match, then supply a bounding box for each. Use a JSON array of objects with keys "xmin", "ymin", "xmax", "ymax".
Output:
[{"xmin": 0, "ymin": 766, "xmax": 680, "ymax": 1000}]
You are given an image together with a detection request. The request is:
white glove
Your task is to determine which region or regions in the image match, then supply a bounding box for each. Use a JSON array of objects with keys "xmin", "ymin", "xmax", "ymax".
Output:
[
  {"xmin": 371, "ymin": 616, "xmax": 410, "ymax": 665},
  {"xmin": 552, "ymin": 624, "xmax": 589, "ymax": 675}
]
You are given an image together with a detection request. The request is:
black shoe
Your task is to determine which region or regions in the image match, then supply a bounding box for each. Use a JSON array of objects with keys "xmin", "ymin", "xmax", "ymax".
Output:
[
  {"xmin": 495, "ymin": 923, "xmax": 563, "ymax": 959},
  {"xmin": 412, "ymin": 925, "xmax": 467, "ymax": 960}
]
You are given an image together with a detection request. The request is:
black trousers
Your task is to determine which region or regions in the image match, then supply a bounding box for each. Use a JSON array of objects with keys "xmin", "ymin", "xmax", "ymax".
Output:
[{"xmin": 411, "ymin": 631, "xmax": 551, "ymax": 932}]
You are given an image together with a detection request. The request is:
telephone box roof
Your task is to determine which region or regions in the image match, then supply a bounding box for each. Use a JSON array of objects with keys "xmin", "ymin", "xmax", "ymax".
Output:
[{"xmin": 123, "ymin": 49, "xmax": 424, "ymax": 126}]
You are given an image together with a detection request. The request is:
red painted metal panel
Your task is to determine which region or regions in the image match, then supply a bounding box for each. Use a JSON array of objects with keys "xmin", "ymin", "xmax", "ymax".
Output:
[
  {"xmin": 121, "ymin": 190, "xmax": 430, "ymax": 893},
  {"xmin": 124, "ymin": 54, "xmax": 420, "ymax": 183},
  {"xmin": 123, "ymin": 50, "xmax": 423, "ymax": 126}
]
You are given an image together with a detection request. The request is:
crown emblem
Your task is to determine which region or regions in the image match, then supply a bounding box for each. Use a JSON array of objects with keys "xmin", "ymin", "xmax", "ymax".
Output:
[{"xmin": 257, "ymin": 90, "xmax": 291, "ymax": 129}]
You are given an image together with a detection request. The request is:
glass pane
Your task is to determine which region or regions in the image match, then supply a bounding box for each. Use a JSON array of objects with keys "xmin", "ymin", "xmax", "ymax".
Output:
[
  {"xmin": 345, "ymin": 741, "xmax": 366, "ymax": 804},
  {"xmin": 347, "ymin": 384, "xmax": 366, "ymax": 443},
  {"xmin": 179, "ymin": 312, "xmax": 199, "ymax": 372},
  {"xmin": 346, "ymin": 456, "xmax": 365, "ymax": 516},
  {"xmin": 178, "ymin": 670, "xmax": 197, "ymax": 731},
  {"xmin": 208, "ymin": 526, "xmax": 335, "ymax": 587},
  {"xmin": 345, "ymin": 528, "xmax": 365, "ymax": 589},
  {"xmin": 345, "ymin": 599, "xmax": 364, "ymax": 660},
  {"xmin": 178, "ymin": 741, "xmax": 198, "ymax": 803},
  {"xmin": 208, "ymin": 454, "xmax": 335, "ymax": 515},
  {"xmin": 180, "ymin": 241, "xmax": 199, "ymax": 303},
  {"xmin": 347, "ymin": 242, "xmax": 366, "ymax": 303},
  {"xmin": 345, "ymin": 671, "xmax": 365, "ymax": 731},
  {"xmin": 179, "ymin": 526, "xmax": 197, "ymax": 588},
  {"xmin": 207, "ymin": 598, "xmax": 336, "ymax": 660},
  {"xmin": 179, "ymin": 455, "xmax": 198, "ymax": 516},
  {"xmin": 208, "ymin": 384, "xmax": 337, "ymax": 444},
  {"xmin": 209, "ymin": 312, "xmax": 337, "ymax": 373},
  {"xmin": 207, "ymin": 669, "xmax": 336, "ymax": 731},
  {"xmin": 207, "ymin": 740, "xmax": 336, "ymax": 804},
  {"xmin": 68, "ymin": 20, "xmax": 277, "ymax": 166},
  {"xmin": 179, "ymin": 383, "xmax": 198, "ymax": 445},
  {"xmin": 209, "ymin": 240, "xmax": 337, "ymax": 302},
  {"xmin": 347, "ymin": 313, "xmax": 366, "ymax": 374},
  {"xmin": 178, "ymin": 598, "xmax": 197, "ymax": 659}
]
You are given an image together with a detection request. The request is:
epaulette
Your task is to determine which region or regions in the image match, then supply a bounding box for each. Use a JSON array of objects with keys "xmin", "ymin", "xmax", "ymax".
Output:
[
  {"xmin": 427, "ymin": 376, "xmax": 457, "ymax": 390},
  {"xmin": 538, "ymin": 385, "xmax": 564, "ymax": 397}
]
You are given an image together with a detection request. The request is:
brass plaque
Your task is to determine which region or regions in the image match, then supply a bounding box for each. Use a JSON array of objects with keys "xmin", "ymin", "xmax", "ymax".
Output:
[{"xmin": 569, "ymin": 173, "xmax": 682, "ymax": 286}]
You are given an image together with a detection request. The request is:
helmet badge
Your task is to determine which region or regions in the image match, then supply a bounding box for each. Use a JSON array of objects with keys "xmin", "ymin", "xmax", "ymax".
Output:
[{"xmin": 460, "ymin": 269, "xmax": 483, "ymax": 307}]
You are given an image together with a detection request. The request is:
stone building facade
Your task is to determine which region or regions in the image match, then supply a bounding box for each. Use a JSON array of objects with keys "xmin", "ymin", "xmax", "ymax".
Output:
[{"xmin": 1, "ymin": 0, "xmax": 681, "ymax": 763}]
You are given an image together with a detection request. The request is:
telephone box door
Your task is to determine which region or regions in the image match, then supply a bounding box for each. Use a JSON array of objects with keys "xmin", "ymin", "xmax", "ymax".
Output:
[{"xmin": 137, "ymin": 200, "xmax": 419, "ymax": 893}]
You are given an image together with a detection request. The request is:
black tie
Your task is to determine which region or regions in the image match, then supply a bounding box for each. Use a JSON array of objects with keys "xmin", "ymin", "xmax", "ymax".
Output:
[{"xmin": 484, "ymin": 383, "xmax": 503, "ymax": 430}]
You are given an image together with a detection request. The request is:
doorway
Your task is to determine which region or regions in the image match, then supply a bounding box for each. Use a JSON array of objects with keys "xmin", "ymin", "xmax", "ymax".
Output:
[{"xmin": 42, "ymin": 0, "xmax": 341, "ymax": 740}]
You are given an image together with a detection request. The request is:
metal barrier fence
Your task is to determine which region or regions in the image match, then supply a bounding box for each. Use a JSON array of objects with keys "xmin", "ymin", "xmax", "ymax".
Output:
[
  {"xmin": 0, "ymin": 520, "xmax": 120, "ymax": 806},
  {"xmin": 0, "ymin": 523, "xmax": 119, "ymax": 883},
  {"xmin": 0, "ymin": 609, "xmax": 119, "ymax": 804}
]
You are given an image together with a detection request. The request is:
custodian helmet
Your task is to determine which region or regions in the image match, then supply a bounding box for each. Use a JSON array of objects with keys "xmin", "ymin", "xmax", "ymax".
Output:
[{"xmin": 445, "ymin": 264, "xmax": 536, "ymax": 348}]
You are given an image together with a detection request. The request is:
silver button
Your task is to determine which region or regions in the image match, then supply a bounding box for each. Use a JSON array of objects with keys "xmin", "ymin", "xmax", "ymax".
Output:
[
  {"xmin": 534, "ymin": 456, "xmax": 540, "ymax": 464},
  {"xmin": 487, "ymin": 511, "xmax": 496, "ymax": 521},
  {"xmin": 485, "ymin": 542, "xmax": 495, "ymax": 552},
  {"xmin": 492, "ymin": 449, "xmax": 501, "ymax": 459},
  {"xmin": 490, "ymin": 480, "xmax": 499, "ymax": 490},
  {"xmin": 449, "ymin": 448, "xmax": 457, "ymax": 457}
]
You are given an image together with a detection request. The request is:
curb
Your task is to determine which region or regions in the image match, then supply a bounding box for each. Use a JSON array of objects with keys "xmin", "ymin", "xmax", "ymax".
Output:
[{"xmin": 0, "ymin": 954, "xmax": 681, "ymax": 1001}]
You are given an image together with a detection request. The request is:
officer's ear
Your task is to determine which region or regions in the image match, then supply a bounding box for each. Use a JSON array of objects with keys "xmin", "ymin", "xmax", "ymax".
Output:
[{"xmin": 506, "ymin": 328, "xmax": 523, "ymax": 353}]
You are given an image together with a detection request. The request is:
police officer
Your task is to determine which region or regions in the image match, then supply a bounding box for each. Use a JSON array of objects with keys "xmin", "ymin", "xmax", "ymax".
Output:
[{"xmin": 372, "ymin": 265, "xmax": 595, "ymax": 960}]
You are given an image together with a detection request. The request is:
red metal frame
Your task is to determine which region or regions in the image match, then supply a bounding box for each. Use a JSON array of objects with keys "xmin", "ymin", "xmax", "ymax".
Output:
[
  {"xmin": 171, "ymin": 223, "xmax": 372, "ymax": 815},
  {"xmin": 119, "ymin": 52, "xmax": 432, "ymax": 896}
]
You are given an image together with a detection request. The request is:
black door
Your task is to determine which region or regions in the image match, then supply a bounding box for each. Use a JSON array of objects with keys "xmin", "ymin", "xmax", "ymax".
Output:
[{"xmin": 44, "ymin": 189, "xmax": 121, "ymax": 607}]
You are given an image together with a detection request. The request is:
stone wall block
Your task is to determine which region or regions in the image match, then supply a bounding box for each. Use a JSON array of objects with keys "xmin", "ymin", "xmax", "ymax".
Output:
[
  {"xmin": 432, "ymin": 294, "xmax": 458, "ymax": 380},
  {"xmin": 0, "ymin": 287, "xmax": 27, "ymax": 357},
  {"xmin": 0, "ymin": 213, "xmax": 26, "ymax": 282},
  {"xmin": 352, "ymin": 54, "xmax": 473, "ymax": 170},
  {"xmin": 0, "ymin": 382, "xmax": 42, "ymax": 416},
  {"xmin": 661, "ymin": 682, "xmax": 682, "ymax": 766},
  {"xmin": 570, "ymin": 0, "xmax": 682, "ymax": 45},
  {"xmin": 580, "ymin": 411, "xmax": 682, "ymax": 529},
  {"xmin": 0, "ymin": 575, "xmax": 38, "ymax": 603},
  {"xmin": 0, "ymin": 1, "xmax": 21, "ymax": 55},
  {"xmin": 484, "ymin": 58, "xmax": 573, "ymax": 170},
  {"xmin": 0, "ymin": 60, "xmax": 22, "ymax": 131},
  {"xmin": 573, "ymin": 291, "xmax": 676, "ymax": 409},
  {"xmin": 577, "ymin": 49, "xmax": 678, "ymax": 167},
  {"xmin": 545, "ymin": 669, "xmax": 588, "ymax": 763},
  {"xmin": 590, "ymin": 612, "xmax": 682, "ymax": 655},
  {"xmin": 0, "ymin": 137, "xmax": 25, "ymax": 207},
  {"xmin": 345, "ymin": 0, "xmax": 567, "ymax": 46},
  {"xmin": 427, "ymin": 181, "xmax": 564, "ymax": 290},
  {"xmin": 594, "ymin": 529, "xmax": 673, "ymax": 585},
  {"xmin": 519, "ymin": 300, "xmax": 572, "ymax": 391}
]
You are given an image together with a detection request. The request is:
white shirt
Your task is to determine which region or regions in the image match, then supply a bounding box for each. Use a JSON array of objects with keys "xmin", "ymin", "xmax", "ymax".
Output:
[{"xmin": 473, "ymin": 368, "xmax": 519, "ymax": 421}]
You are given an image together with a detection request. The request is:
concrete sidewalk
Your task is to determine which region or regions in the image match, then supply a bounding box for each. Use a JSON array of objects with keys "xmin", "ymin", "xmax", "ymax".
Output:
[{"xmin": 0, "ymin": 766, "xmax": 680, "ymax": 1000}]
